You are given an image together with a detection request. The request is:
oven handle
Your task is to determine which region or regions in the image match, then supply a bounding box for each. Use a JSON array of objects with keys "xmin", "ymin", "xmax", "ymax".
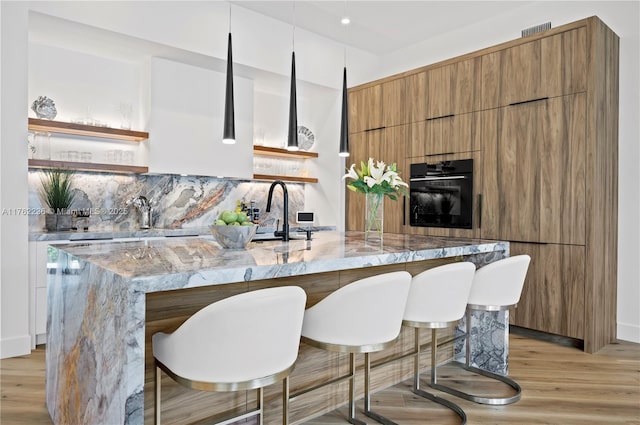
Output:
[
  {"xmin": 410, "ymin": 176, "xmax": 467, "ymax": 182},
  {"xmin": 403, "ymin": 196, "xmax": 406, "ymax": 226}
]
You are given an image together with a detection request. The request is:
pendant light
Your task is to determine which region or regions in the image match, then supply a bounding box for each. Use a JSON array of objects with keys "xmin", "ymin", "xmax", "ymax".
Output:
[
  {"xmin": 222, "ymin": 5, "xmax": 235, "ymax": 144},
  {"xmin": 338, "ymin": 2, "xmax": 350, "ymax": 157},
  {"xmin": 287, "ymin": 3, "xmax": 299, "ymax": 151},
  {"xmin": 338, "ymin": 65, "xmax": 350, "ymax": 157}
]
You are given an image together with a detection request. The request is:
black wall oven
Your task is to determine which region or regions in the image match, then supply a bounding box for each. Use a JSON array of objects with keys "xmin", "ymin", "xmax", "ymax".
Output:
[{"xmin": 409, "ymin": 159, "xmax": 473, "ymax": 229}]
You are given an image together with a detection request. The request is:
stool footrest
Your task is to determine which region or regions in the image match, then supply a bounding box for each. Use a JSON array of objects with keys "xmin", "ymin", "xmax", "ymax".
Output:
[
  {"xmin": 431, "ymin": 362, "xmax": 521, "ymax": 405},
  {"xmin": 363, "ymin": 408, "xmax": 399, "ymax": 425},
  {"xmin": 412, "ymin": 388, "xmax": 467, "ymax": 424}
]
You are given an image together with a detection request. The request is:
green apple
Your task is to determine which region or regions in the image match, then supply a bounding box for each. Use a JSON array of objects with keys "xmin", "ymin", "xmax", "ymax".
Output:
[
  {"xmin": 214, "ymin": 219, "xmax": 226, "ymax": 226},
  {"xmin": 220, "ymin": 210, "xmax": 238, "ymax": 224},
  {"xmin": 230, "ymin": 221, "xmax": 241, "ymax": 226},
  {"xmin": 241, "ymin": 221, "xmax": 254, "ymax": 226},
  {"xmin": 236, "ymin": 212, "xmax": 248, "ymax": 223}
]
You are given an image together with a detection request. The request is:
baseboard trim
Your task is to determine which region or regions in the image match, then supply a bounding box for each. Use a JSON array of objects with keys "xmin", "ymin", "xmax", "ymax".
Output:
[
  {"xmin": 510, "ymin": 325, "xmax": 584, "ymax": 350},
  {"xmin": 0, "ymin": 334, "xmax": 32, "ymax": 359},
  {"xmin": 617, "ymin": 322, "xmax": 640, "ymax": 343}
]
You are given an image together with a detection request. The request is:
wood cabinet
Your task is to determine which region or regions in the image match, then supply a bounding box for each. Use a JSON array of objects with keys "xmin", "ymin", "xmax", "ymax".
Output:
[
  {"xmin": 426, "ymin": 57, "xmax": 481, "ymax": 118},
  {"xmin": 481, "ymin": 27, "xmax": 587, "ymax": 109},
  {"xmin": 510, "ymin": 242, "xmax": 585, "ymax": 340},
  {"xmin": 409, "ymin": 112, "xmax": 479, "ymax": 158},
  {"xmin": 347, "ymin": 17, "xmax": 617, "ymax": 353},
  {"xmin": 345, "ymin": 126, "xmax": 408, "ymax": 234},
  {"xmin": 348, "ymin": 79, "xmax": 407, "ymax": 133},
  {"xmin": 348, "ymin": 85, "xmax": 383, "ymax": 134},
  {"xmin": 481, "ymin": 93, "xmax": 586, "ymax": 245}
]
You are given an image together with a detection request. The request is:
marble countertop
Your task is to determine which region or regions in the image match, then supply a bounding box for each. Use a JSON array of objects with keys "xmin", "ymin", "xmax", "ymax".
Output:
[
  {"xmin": 54, "ymin": 231, "xmax": 509, "ymax": 293},
  {"xmin": 29, "ymin": 225, "xmax": 330, "ymax": 241}
]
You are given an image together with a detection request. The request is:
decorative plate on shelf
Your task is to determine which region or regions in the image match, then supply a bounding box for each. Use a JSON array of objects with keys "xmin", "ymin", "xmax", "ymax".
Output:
[{"xmin": 297, "ymin": 126, "xmax": 315, "ymax": 151}]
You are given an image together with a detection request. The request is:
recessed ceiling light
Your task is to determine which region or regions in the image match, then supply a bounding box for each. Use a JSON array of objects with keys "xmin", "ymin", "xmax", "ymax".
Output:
[{"xmin": 341, "ymin": 17, "xmax": 350, "ymax": 25}]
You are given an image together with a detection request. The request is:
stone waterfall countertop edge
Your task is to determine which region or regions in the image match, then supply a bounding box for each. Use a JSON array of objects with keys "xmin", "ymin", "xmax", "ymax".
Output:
[
  {"xmin": 54, "ymin": 231, "xmax": 509, "ymax": 293},
  {"xmin": 29, "ymin": 225, "xmax": 335, "ymax": 241}
]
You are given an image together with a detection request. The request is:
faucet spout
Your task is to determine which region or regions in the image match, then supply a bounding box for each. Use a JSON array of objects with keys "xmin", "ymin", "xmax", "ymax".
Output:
[{"xmin": 266, "ymin": 180, "xmax": 289, "ymax": 241}]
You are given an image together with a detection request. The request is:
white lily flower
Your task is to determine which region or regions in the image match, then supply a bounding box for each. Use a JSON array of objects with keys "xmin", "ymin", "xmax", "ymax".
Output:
[{"xmin": 342, "ymin": 164, "xmax": 358, "ymax": 180}]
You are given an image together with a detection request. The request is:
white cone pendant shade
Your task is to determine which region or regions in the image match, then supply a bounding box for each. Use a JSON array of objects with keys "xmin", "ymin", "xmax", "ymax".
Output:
[
  {"xmin": 287, "ymin": 52, "xmax": 299, "ymax": 151},
  {"xmin": 222, "ymin": 32, "xmax": 235, "ymax": 144},
  {"xmin": 339, "ymin": 67, "xmax": 350, "ymax": 157}
]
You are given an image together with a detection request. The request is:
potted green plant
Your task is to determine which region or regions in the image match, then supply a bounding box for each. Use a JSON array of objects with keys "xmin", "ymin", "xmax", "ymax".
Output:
[{"xmin": 40, "ymin": 168, "xmax": 76, "ymax": 231}]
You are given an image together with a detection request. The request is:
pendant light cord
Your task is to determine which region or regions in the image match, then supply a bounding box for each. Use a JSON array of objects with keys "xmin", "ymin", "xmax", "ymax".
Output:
[
  {"xmin": 229, "ymin": 3, "xmax": 231, "ymax": 33},
  {"xmin": 292, "ymin": 1, "xmax": 296, "ymax": 50}
]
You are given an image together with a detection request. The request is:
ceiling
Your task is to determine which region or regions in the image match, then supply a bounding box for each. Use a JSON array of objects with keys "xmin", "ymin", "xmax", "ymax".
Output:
[{"xmin": 233, "ymin": 1, "xmax": 536, "ymax": 55}]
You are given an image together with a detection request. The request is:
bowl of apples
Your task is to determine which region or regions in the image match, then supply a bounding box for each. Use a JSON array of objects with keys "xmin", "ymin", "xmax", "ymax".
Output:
[{"xmin": 209, "ymin": 210, "xmax": 257, "ymax": 249}]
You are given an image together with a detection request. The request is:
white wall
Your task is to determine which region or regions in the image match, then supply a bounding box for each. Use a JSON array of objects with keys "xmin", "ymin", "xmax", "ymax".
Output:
[
  {"xmin": 0, "ymin": 2, "xmax": 30, "ymax": 358},
  {"xmin": 373, "ymin": 1, "xmax": 640, "ymax": 343}
]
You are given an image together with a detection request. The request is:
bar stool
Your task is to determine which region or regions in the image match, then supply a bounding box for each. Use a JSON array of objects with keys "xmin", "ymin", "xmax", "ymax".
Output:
[
  {"xmin": 152, "ymin": 286, "xmax": 307, "ymax": 425},
  {"xmin": 296, "ymin": 271, "xmax": 412, "ymax": 425},
  {"xmin": 402, "ymin": 261, "xmax": 477, "ymax": 424},
  {"xmin": 429, "ymin": 255, "xmax": 531, "ymax": 405}
]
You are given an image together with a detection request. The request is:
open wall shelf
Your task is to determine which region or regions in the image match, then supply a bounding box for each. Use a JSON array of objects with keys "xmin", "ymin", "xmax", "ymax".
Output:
[
  {"xmin": 28, "ymin": 159, "xmax": 148, "ymax": 174},
  {"xmin": 253, "ymin": 146, "xmax": 318, "ymax": 159},
  {"xmin": 28, "ymin": 118, "xmax": 149, "ymax": 142},
  {"xmin": 252, "ymin": 174, "xmax": 318, "ymax": 184}
]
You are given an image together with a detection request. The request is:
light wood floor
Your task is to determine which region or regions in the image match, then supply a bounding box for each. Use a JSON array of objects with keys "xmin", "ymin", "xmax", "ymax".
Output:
[{"xmin": 1, "ymin": 334, "xmax": 639, "ymax": 424}]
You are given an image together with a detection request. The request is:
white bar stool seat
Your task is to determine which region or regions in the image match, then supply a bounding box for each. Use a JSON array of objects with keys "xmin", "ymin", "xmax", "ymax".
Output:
[
  {"xmin": 402, "ymin": 261, "xmax": 477, "ymax": 425},
  {"xmin": 296, "ymin": 271, "xmax": 412, "ymax": 425},
  {"xmin": 430, "ymin": 255, "xmax": 531, "ymax": 406},
  {"xmin": 152, "ymin": 286, "xmax": 307, "ymax": 425}
]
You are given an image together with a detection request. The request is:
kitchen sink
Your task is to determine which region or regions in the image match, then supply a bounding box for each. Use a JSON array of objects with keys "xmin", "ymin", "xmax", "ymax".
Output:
[{"xmin": 252, "ymin": 233, "xmax": 307, "ymax": 242}]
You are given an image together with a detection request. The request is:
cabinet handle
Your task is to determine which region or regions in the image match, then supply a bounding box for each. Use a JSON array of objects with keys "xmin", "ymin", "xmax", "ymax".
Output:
[
  {"xmin": 508, "ymin": 240, "xmax": 549, "ymax": 245},
  {"xmin": 403, "ymin": 196, "xmax": 406, "ymax": 226},
  {"xmin": 477, "ymin": 193, "xmax": 482, "ymax": 229},
  {"xmin": 426, "ymin": 114, "xmax": 455, "ymax": 121},
  {"xmin": 364, "ymin": 126, "xmax": 386, "ymax": 132},
  {"xmin": 508, "ymin": 97, "xmax": 549, "ymax": 106},
  {"xmin": 426, "ymin": 152, "xmax": 455, "ymax": 157}
]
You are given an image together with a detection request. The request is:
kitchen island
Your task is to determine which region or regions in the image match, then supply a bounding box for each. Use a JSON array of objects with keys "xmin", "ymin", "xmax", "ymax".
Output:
[{"xmin": 46, "ymin": 231, "xmax": 509, "ymax": 425}]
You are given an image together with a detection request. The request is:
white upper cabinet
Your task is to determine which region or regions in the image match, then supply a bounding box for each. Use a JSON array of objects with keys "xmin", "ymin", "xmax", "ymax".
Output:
[{"xmin": 148, "ymin": 57, "xmax": 253, "ymax": 178}]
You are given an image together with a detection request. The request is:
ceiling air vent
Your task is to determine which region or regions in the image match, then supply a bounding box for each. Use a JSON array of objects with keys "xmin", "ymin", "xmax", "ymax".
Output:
[{"xmin": 521, "ymin": 22, "xmax": 551, "ymax": 37}]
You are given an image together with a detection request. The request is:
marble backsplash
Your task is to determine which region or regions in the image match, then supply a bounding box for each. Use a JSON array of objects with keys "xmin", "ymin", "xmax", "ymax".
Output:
[{"xmin": 28, "ymin": 171, "xmax": 304, "ymax": 232}]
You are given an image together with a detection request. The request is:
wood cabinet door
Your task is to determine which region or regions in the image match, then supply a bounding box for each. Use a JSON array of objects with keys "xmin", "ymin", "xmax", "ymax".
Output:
[
  {"xmin": 426, "ymin": 57, "xmax": 480, "ymax": 118},
  {"xmin": 348, "ymin": 85, "xmax": 383, "ymax": 133},
  {"xmin": 380, "ymin": 125, "xmax": 409, "ymax": 234},
  {"xmin": 481, "ymin": 102, "xmax": 541, "ymax": 242},
  {"xmin": 481, "ymin": 27, "xmax": 587, "ymax": 109},
  {"xmin": 345, "ymin": 131, "xmax": 381, "ymax": 231},
  {"xmin": 510, "ymin": 242, "xmax": 585, "ymax": 340},
  {"xmin": 409, "ymin": 112, "xmax": 477, "ymax": 158},
  {"xmin": 382, "ymin": 78, "xmax": 407, "ymax": 128},
  {"xmin": 539, "ymin": 93, "xmax": 586, "ymax": 245},
  {"xmin": 405, "ymin": 72, "xmax": 426, "ymax": 123}
]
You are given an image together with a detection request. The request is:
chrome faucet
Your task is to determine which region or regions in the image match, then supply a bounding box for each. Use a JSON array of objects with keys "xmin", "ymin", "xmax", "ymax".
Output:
[
  {"xmin": 266, "ymin": 180, "xmax": 289, "ymax": 241},
  {"xmin": 126, "ymin": 195, "xmax": 153, "ymax": 229}
]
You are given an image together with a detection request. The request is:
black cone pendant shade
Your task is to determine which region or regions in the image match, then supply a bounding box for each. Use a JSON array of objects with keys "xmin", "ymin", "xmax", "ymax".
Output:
[
  {"xmin": 339, "ymin": 66, "xmax": 350, "ymax": 157},
  {"xmin": 287, "ymin": 51, "xmax": 299, "ymax": 151},
  {"xmin": 222, "ymin": 32, "xmax": 235, "ymax": 144}
]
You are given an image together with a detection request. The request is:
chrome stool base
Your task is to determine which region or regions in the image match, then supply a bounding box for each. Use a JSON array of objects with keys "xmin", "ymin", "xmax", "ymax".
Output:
[
  {"xmin": 430, "ymin": 362, "xmax": 521, "ymax": 405},
  {"xmin": 362, "ymin": 352, "xmax": 399, "ymax": 425},
  {"xmin": 411, "ymin": 388, "xmax": 467, "ymax": 424},
  {"xmin": 413, "ymin": 328, "xmax": 467, "ymax": 425}
]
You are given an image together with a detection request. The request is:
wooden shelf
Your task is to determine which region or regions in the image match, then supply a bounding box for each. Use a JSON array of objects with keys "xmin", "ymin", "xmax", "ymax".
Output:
[
  {"xmin": 28, "ymin": 159, "xmax": 148, "ymax": 174},
  {"xmin": 28, "ymin": 118, "xmax": 149, "ymax": 142},
  {"xmin": 253, "ymin": 146, "xmax": 318, "ymax": 159},
  {"xmin": 252, "ymin": 174, "xmax": 318, "ymax": 184}
]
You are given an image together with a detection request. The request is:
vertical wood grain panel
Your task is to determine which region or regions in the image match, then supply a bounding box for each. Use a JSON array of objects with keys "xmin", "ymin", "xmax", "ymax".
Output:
[
  {"xmin": 498, "ymin": 103, "xmax": 540, "ymax": 242},
  {"xmin": 380, "ymin": 125, "xmax": 409, "ymax": 234},
  {"xmin": 501, "ymin": 40, "xmax": 542, "ymax": 105},
  {"xmin": 382, "ymin": 78, "xmax": 407, "ymax": 127},
  {"xmin": 348, "ymin": 85, "xmax": 383, "ymax": 133},
  {"xmin": 540, "ymin": 94, "xmax": 586, "ymax": 245},
  {"xmin": 480, "ymin": 51, "xmax": 501, "ymax": 110},
  {"xmin": 405, "ymin": 72, "xmax": 426, "ymax": 122},
  {"xmin": 480, "ymin": 109, "xmax": 500, "ymax": 239}
]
